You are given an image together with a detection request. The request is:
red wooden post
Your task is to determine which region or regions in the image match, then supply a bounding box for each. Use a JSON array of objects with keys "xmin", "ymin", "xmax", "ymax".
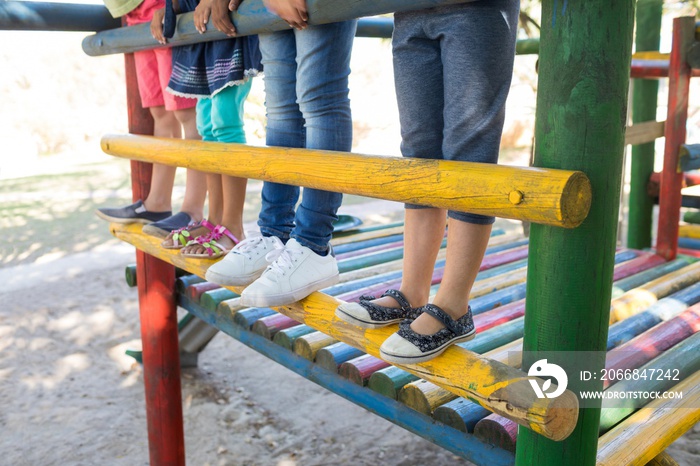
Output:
[
  {"xmin": 657, "ymin": 17, "xmax": 695, "ymax": 260},
  {"xmin": 124, "ymin": 50, "xmax": 186, "ymax": 465}
]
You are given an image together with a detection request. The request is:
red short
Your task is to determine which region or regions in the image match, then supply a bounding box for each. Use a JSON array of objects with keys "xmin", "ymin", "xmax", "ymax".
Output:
[{"xmin": 126, "ymin": 0, "xmax": 195, "ymax": 111}]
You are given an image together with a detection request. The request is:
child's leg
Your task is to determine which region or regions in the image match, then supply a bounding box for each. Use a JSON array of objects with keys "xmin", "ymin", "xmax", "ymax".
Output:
[
  {"xmin": 173, "ymin": 98, "xmax": 221, "ymax": 250},
  {"xmin": 367, "ymin": 12, "xmax": 446, "ymax": 311},
  {"xmin": 256, "ymin": 30, "xmax": 305, "ymax": 242},
  {"xmin": 290, "ymin": 21, "xmax": 357, "ymax": 254},
  {"xmin": 174, "ymin": 107, "xmax": 207, "ymax": 222},
  {"xmin": 145, "ymin": 105, "xmax": 180, "ymax": 212},
  {"xmin": 181, "ymin": 83, "xmax": 252, "ymax": 255}
]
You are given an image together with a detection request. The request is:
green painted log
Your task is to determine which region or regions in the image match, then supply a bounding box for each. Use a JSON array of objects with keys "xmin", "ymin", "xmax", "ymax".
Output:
[
  {"xmin": 433, "ymin": 397, "xmax": 492, "ymax": 433},
  {"xmin": 199, "ymin": 288, "xmax": 238, "ymax": 311},
  {"xmin": 517, "ymin": 1, "xmax": 635, "ymax": 465},
  {"xmin": 598, "ymin": 331, "xmax": 700, "ymax": 434},
  {"xmin": 272, "ymin": 324, "xmax": 316, "ymax": 350},
  {"xmin": 125, "ymin": 264, "xmax": 138, "ymax": 287},
  {"xmin": 683, "ymin": 210, "xmax": 700, "ymax": 224},
  {"xmin": 627, "ymin": 0, "xmax": 664, "ymax": 249},
  {"xmin": 367, "ymin": 366, "xmax": 420, "ymax": 400}
]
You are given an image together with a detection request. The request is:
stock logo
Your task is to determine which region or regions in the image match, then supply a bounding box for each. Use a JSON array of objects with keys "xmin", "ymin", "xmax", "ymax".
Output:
[{"xmin": 528, "ymin": 359, "xmax": 568, "ymax": 399}]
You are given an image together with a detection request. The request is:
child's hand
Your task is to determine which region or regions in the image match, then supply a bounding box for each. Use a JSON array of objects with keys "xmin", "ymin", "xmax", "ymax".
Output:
[
  {"xmin": 193, "ymin": 0, "xmax": 213, "ymax": 34},
  {"xmin": 150, "ymin": 7, "xmax": 167, "ymax": 44},
  {"xmin": 263, "ymin": 0, "xmax": 308, "ymax": 30},
  {"xmin": 195, "ymin": 0, "xmax": 237, "ymax": 36}
]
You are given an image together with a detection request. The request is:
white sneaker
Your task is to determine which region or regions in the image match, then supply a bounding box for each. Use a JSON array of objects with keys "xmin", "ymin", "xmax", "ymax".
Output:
[
  {"xmin": 240, "ymin": 238, "xmax": 340, "ymax": 307},
  {"xmin": 205, "ymin": 234, "xmax": 284, "ymax": 286}
]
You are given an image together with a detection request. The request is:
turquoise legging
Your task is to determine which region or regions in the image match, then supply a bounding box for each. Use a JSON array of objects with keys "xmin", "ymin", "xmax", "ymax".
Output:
[{"xmin": 196, "ymin": 80, "xmax": 253, "ymax": 144}]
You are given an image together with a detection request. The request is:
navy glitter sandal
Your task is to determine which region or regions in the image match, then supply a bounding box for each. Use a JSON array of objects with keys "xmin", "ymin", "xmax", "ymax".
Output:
[
  {"xmin": 335, "ymin": 289, "xmax": 419, "ymax": 329},
  {"xmin": 379, "ymin": 303, "xmax": 476, "ymax": 364}
]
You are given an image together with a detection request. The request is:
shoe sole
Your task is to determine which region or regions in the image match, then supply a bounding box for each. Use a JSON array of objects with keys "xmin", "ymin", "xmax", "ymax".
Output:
[
  {"xmin": 205, "ymin": 268, "xmax": 265, "ymax": 287},
  {"xmin": 142, "ymin": 224, "xmax": 170, "ymax": 239},
  {"xmin": 95, "ymin": 210, "xmax": 152, "ymax": 225},
  {"xmin": 379, "ymin": 331, "xmax": 476, "ymax": 365},
  {"xmin": 334, "ymin": 307, "xmax": 402, "ymax": 329},
  {"xmin": 240, "ymin": 273, "xmax": 340, "ymax": 308}
]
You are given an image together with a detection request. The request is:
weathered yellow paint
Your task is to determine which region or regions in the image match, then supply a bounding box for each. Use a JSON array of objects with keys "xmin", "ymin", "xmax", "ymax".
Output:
[
  {"xmin": 632, "ymin": 51, "xmax": 670, "ymax": 60},
  {"xmin": 294, "ymin": 331, "xmax": 339, "ymax": 361},
  {"xmin": 111, "ymin": 222, "xmax": 579, "ymax": 440},
  {"xmin": 609, "ymin": 262, "xmax": 700, "ymax": 323},
  {"xmin": 102, "ymin": 134, "xmax": 592, "ymax": 228},
  {"xmin": 596, "ymin": 370, "xmax": 700, "ymax": 466},
  {"xmin": 399, "ymin": 379, "xmax": 458, "ymax": 415},
  {"xmin": 645, "ymin": 452, "xmax": 680, "ymax": 466},
  {"xmin": 678, "ymin": 224, "xmax": 700, "ymax": 239}
]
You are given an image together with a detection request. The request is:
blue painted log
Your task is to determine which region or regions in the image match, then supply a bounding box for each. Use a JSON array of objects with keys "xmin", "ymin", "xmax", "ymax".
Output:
[
  {"xmin": 678, "ymin": 236, "xmax": 700, "ymax": 249},
  {"xmin": 0, "ymin": 1, "xmax": 119, "ymax": 31},
  {"xmin": 233, "ymin": 307, "xmax": 277, "ymax": 329},
  {"xmin": 83, "ymin": 0, "xmax": 513, "ymax": 56},
  {"xmin": 315, "ymin": 342, "xmax": 365, "ymax": 373},
  {"xmin": 176, "ymin": 274, "xmax": 205, "ymax": 293},
  {"xmin": 333, "ymin": 234, "xmax": 404, "ymax": 254},
  {"xmin": 434, "ymin": 398, "xmax": 492, "ymax": 433},
  {"xmin": 679, "ymin": 143, "xmax": 700, "ymax": 171}
]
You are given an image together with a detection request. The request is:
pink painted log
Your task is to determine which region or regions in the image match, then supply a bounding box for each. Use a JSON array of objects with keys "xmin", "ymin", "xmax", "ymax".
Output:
[
  {"xmin": 473, "ymin": 413, "xmax": 519, "ymax": 452},
  {"xmin": 251, "ymin": 313, "xmax": 300, "ymax": 340},
  {"xmin": 186, "ymin": 281, "xmax": 221, "ymax": 303},
  {"xmin": 339, "ymin": 354, "xmax": 391, "ymax": 386}
]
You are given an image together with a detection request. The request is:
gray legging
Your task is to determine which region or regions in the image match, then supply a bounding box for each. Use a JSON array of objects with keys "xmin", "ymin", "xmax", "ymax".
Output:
[{"xmin": 393, "ymin": 0, "xmax": 520, "ymax": 224}]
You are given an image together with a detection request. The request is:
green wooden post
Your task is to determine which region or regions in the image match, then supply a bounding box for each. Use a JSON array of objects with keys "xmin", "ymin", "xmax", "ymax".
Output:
[
  {"xmin": 627, "ymin": 0, "xmax": 664, "ymax": 249},
  {"xmin": 515, "ymin": 2, "xmax": 636, "ymax": 466}
]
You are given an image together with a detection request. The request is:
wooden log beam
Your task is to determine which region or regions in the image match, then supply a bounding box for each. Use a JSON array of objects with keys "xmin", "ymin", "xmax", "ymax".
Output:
[
  {"xmin": 625, "ymin": 120, "xmax": 665, "ymax": 146},
  {"xmin": 102, "ymin": 134, "xmax": 592, "ymax": 228},
  {"xmin": 657, "ymin": 18, "xmax": 696, "ymax": 260},
  {"xmin": 111, "ymin": 223, "xmax": 580, "ymax": 440},
  {"xmin": 339, "ymin": 354, "xmax": 390, "ymax": 386},
  {"xmin": 596, "ymin": 370, "xmax": 700, "ymax": 466},
  {"xmin": 0, "ymin": 1, "xmax": 119, "ymax": 31},
  {"xmin": 82, "ymin": 0, "xmax": 538, "ymax": 57}
]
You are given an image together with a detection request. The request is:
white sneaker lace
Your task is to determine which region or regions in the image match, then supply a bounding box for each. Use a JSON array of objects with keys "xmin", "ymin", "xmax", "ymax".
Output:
[
  {"xmin": 266, "ymin": 246, "xmax": 304, "ymax": 277},
  {"xmin": 233, "ymin": 236, "xmax": 282, "ymax": 260}
]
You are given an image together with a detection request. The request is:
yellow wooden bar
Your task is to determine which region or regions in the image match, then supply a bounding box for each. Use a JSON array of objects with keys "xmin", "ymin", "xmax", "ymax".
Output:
[
  {"xmin": 102, "ymin": 134, "xmax": 592, "ymax": 228},
  {"xmin": 596, "ymin": 370, "xmax": 700, "ymax": 466},
  {"xmin": 111, "ymin": 222, "xmax": 579, "ymax": 440},
  {"xmin": 678, "ymin": 224, "xmax": 700, "ymax": 239},
  {"xmin": 645, "ymin": 452, "xmax": 680, "ymax": 466}
]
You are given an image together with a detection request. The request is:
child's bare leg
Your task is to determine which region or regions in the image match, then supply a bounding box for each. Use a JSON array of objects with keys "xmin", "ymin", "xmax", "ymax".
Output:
[
  {"xmin": 410, "ymin": 219, "xmax": 492, "ymax": 335},
  {"xmin": 373, "ymin": 207, "xmax": 446, "ymax": 308},
  {"xmin": 175, "ymin": 107, "xmax": 206, "ymax": 221},
  {"xmin": 181, "ymin": 175, "xmax": 246, "ymax": 255},
  {"xmin": 144, "ymin": 105, "xmax": 180, "ymax": 212}
]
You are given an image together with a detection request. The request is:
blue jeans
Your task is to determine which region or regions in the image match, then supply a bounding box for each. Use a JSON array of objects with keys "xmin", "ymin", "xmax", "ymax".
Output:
[
  {"xmin": 393, "ymin": 0, "xmax": 519, "ymax": 224},
  {"xmin": 257, "ymin": 21, "xmax": 357, "ymax": 254}
]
